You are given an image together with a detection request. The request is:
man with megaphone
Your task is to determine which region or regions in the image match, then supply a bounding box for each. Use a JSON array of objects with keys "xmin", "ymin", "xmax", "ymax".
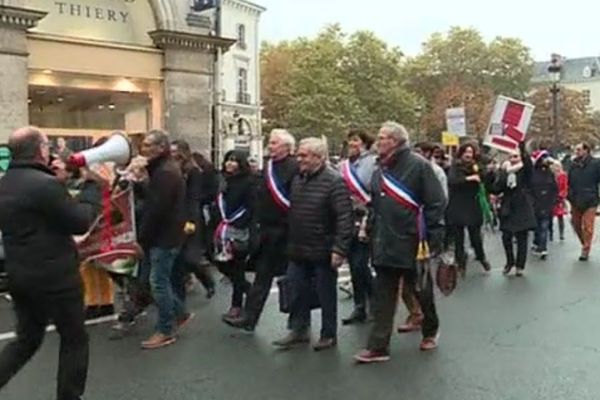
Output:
[{"xmin": 0, "ymin": 126, "xmax": 96, "ymax": 400}]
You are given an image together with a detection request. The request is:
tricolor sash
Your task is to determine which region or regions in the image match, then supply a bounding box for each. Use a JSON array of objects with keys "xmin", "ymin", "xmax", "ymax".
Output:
[
  {"xmin": 266, "ymin": 159, "xmax": 291, "ymax": 212},
  {"xmin": 381, "ymin": 171, "xmax": 430, "ymax": 261},
  {"xmin": 341, "ymin": 159, "xmax": 371, "ymax": 205},
  {"xmin": 214, "ymin": 193, "xmax": 247, "ymax": 248}
]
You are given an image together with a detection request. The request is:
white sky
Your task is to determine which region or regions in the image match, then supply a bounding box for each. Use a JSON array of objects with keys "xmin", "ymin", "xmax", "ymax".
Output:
[{"xmin": 257, "ymin": 0, "xmax": 599, "ymax": 61}]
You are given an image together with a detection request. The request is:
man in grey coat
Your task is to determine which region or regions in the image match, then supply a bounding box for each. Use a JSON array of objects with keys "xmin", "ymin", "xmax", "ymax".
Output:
[{"xmin": 354, "ymin": 122, "xmax": 447, "ymax": 364}]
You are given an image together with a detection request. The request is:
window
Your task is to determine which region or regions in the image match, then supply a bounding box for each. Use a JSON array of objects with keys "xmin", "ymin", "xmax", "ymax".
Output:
[
  {"xmin": 583, "ymin": 89, "xmax": 591, "ymax": 106},
  {"xmin": 237, "ymin": 24, "xmax": 247, "ymax": 49},
  {"xmin": 237, "ymin": 68, "xmax": 250, "ymax": 104}
]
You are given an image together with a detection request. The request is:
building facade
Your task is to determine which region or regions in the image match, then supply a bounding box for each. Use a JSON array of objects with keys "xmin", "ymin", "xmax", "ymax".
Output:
[
  {"xmin": 0, "ymin": 0, "xmax": 265, "ymax": 162},
  {"xmin": 533, "ymin": 56, "xmax": 600, "ymax": 112}
]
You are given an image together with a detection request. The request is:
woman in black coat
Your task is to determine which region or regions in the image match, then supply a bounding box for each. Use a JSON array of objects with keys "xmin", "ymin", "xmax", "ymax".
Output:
[
  {"xmin": 214, "ymin": 150, "xmax": 254, "ymax": 320},
  {"xmin": 493, "ymin": 142, "xmax": 536, "ymax": 276},
  {"xmin": 447, "ymin": 143, "xmax": 491, "ymax": 275}
]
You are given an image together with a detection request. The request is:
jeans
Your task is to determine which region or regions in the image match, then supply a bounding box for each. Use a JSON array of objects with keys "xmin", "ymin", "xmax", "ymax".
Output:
[
  {"xmin": 501, "ymin": 230, "xmax": 529, "ymax": 270},
  {"xmin": 149, "ymin": 247, "xmax": 186, "ymax": 335},
  {"xmin": 348, "ymin": 239, "xmax": 373, "ymax": 312},
  {"xmin": 367, "ymin": 266, "xmax": 438, "ymax": 352},
  {"xmin": 453, "ymin": 225, "xmax": 486, "ymax": 266},
  {"xmin": 0, "ymin": 289, "xmax": 88, "ymax": 400},
  {"xmin": 533, "ymin": 216, "xmax": 551, "ymax": 252},
  {"xmin": 287, "ymin": 261, "xmax": 338, "ymax": 339}
]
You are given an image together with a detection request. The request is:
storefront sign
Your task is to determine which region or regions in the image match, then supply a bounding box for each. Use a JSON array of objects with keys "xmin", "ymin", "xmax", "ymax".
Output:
[{"xmin": 27, "ymin": 0, "xmax": 156, "ymax": 47}]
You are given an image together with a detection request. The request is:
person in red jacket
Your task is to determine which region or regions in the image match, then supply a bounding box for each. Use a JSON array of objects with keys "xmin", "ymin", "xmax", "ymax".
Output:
[{"xmin": 550, "ymin": 161, "xmax": 569, "ymax": 241}]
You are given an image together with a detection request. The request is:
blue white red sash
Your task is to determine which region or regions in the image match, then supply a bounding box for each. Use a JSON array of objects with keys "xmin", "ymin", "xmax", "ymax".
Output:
[
  {"xmin": 266, "ymin": 159, "xmax": 291, "ymax": 212},
  {"xmin": 214, "ymin": 193, "xmax": 247, "ymax": 246},
  {"xmin": 381, "ymin": 171, "xmax": 430, "ymax": 260},
  {"xmin": 341, "ymin": 159, "xmax": 371, "ymax": 205}
]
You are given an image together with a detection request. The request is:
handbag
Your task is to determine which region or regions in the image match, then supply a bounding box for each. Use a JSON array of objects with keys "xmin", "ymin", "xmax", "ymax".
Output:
[
  {"xmin": 277, "ymin": 275, "xmax": 320, "ymax": 314},
  {"xmin": 435, "ymin": 251, "xmax": 458, "ymax": 296}
]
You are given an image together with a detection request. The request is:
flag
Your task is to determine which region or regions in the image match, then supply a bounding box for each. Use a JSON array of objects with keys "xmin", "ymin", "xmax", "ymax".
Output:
[{"xmin": 192, "ymin": 0, "xmax": 216, "ymax": 12}]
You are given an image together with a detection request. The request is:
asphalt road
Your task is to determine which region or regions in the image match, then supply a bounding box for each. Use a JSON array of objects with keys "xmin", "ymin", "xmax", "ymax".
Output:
[{"xmin": 2, "ymin": 225, "xmax": 600, "ymax": 400}]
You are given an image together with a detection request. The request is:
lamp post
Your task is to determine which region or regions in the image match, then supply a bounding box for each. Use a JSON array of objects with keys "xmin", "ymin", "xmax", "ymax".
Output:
[
  {"xmin": 548, "ymin": 54, "xmax": 562, "ymax": 152},
  {"xmin": 414, "ymin": 105, "xmax": 423, "ymax": 141}
]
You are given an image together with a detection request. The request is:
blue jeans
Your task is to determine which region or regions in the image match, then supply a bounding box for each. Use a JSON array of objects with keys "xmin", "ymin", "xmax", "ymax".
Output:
[
  {"xmin": 534, "ymin": 216, "xmax": 551, "ymax": 252},
  {"xmin": 149, "ymin": 247, "xmax": 186, "ymax": 335},
  {"xmin": 287, "ymin": 260, "xmax": 338, "ymax": 339}
]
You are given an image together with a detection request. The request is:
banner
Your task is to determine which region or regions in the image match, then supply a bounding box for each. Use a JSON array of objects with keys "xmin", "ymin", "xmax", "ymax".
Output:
[
  {"xmin": 75, "ymin": 188, "xmax": 138, "ymax": 275},
  {"xmin": 485, "ymin": 96, "xmax": 535, "ymax": 154},
  {"xmin": 445, "ymin": 107, "xmax": 467, "ymax": 137},
  {"xmin": 441, "ymin": 132, "xmax": 459, "ymax": 147}
]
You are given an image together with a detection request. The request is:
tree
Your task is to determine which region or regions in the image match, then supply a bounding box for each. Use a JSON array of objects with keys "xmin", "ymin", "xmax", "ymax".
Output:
[
  {"xmin": 402, "ymin": 27, "xmax": 534, "ymax": 139},
  {"xmin": 527, "ymin": 88, "xmax": 600, "ymax": 148}
]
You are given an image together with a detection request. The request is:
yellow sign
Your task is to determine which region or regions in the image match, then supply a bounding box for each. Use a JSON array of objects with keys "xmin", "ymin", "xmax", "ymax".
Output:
[
  {"xmin": 26, "ymin": 0, "xmax": 156, "ymax": 47},
  {"xmin": 442, "ymin": 131, "xmax": 459, "ymax": 146}
]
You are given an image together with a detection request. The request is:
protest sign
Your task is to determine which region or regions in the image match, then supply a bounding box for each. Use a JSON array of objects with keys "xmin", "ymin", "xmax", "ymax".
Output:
[{"xmin": 484, "ymin": 96, "xmax": 534, "ymax": 154}]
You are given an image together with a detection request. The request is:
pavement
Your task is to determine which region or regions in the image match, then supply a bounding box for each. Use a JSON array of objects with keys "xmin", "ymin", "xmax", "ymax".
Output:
[{"xmin": 2, "ymin": 225, "xmax": 600, "ymax": 400}]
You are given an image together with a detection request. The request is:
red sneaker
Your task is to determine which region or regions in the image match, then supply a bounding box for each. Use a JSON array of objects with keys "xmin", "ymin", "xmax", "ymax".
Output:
[
  {"xmin": 419, "ymin": 332, "xmax": 440, "ymax": 351},
  {"xmin": 397, "ymin": 314, "xmax": 423, "ymax": 333},
  {"xmin": 353, "ymin": 349, "xmax": 391, "ymax": 364}
]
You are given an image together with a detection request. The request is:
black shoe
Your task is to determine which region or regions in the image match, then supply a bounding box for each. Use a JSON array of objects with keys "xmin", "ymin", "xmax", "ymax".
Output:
[
  {"xmin": 224, "ymin": 316, "xmax": 255, "ymax": 333},
  {"xmin": 342, "ymin": 309, "xmax": 367, "ymax": 325},
  {"xmin": 313, "ymin": 337, "xmax": 337, "ymax": 352},
  {"xmin": 273, "ymin": 332, "xmax": 310, "ymax": 348},
  {"xmin": 579, "ymin": 254, "xmax": 589, "ymax": 262},
  {"xmin": 480, "ymin": 260, "xmax": 491, "ymax": 272},
  {"xmin": 516, "ymin": 268, "xmax": 524, "ymax": 277}
]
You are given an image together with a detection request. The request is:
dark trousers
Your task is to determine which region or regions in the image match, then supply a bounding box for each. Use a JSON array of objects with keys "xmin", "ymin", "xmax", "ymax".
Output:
[
  {"xmin": 348, "ymin": 239, "xmax": 372, "ymax": 311},
  {"xmin": 533, "ymin": 216, "xmax": 551, "ymax": 251},
  {"xmin": 501, "ymin": 230, "xmax": 529, "ymax": 270},
  {"xmin": 0, "ymin": 289, "xmax": 88, "ymax": 400},
  {"xmin": 453, "ymin": 225, "xmax": 486, "ymax": 265},
  {"xmin": 367, "ymin": 266, "xmax": 438, "ymax": 352},
  {"xmin": 217, "ymin": 258, "xmax": 250, "ymax": 308},
  {"xmin": 549, "ymin": 216, "xmax": 565, "ymax": 240},
  {"xmin": 243, "ymin": 230, "xmax": 288, "ymax": 327},
  {"xmin": 172, "ymin": 258, "xmax": 215, "ymax": 302},
  {"xmin": 287, "ymin": 261, "xmax": 338, "ymax": 339}
]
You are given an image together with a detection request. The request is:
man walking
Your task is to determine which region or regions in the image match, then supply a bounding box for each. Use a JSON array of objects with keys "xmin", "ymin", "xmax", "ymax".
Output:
[
  {"xmin": 273, "ymin": 137, "xmax": 353, "ymax": 351},
  {"xmin": 354, "ymin": 122, "xmax": 446, "ymax": 364},
  {"xmin": 224, "ymin": 129, "xmax": 298, "ymax": 332},
  {"xmin": 139, "ymin": 130, "xmax": 190, "ymax": 349},
  {"xmin": 568, "ymin": 142, "xmax": 600, "ymax": 261},
  {"xmin": 0, "ymin": 127, "xmax": 95, "ymax": 400}
]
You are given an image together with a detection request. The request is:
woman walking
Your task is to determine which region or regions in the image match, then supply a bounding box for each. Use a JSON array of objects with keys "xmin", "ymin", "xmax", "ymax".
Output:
[
  {"xmin": 494, "ymin": 143, "xmax": 536, "ymax": 277},
  {"xmin": 550, "ymin": 161, "xmax": 569, "ymax": 241},
  {"xmin": 214, "ymin": 150, "xmax": 254, "ymax": 320},
  {"xmin": 447, "ymin": 142, "xmax": 491, "ymax": 276}
]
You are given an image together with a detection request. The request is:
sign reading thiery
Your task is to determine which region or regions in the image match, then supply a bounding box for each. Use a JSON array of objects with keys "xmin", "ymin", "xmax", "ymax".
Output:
[{"xmin": 485, "ymin": 96, "xmax": 535, "ymax": 154}]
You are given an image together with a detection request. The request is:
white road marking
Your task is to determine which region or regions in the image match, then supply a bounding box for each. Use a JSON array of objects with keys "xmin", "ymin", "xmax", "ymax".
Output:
[{"xmin": 0, "ymin": 315, "xmax": 117, "ymax": 342}]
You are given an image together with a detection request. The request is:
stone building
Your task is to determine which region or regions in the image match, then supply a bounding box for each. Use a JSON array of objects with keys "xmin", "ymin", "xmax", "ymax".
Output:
[{"xmin": 0, "ymin": 0, "xmax": 263, "ymax": 162}]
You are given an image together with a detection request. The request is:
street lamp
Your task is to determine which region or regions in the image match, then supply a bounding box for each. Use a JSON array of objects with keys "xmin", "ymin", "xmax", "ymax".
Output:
[
  {"xmin": 414, "ymin": 105, "xmax": 423, "ymax": 141},
  {"xmin": 548, "ymin": 54, "xmax": 562, "ymax": 151}
]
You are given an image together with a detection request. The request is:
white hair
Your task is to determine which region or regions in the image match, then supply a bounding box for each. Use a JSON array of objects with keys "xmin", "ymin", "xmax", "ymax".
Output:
[
  {"xmin": 380, "ymin": 121, "xmax": 410, "ymax": 144},
  {"xmin": 270, "ymin": 129, "xmax": 296, "ymax": 153},
  {"xmin": 299, "ymin": 137, "xmax": 328, "ymax": 159}
]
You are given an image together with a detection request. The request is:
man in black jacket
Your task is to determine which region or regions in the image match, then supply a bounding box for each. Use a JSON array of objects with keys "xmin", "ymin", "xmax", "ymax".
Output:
[
  {"xmin": 531, "ymin": 151, "xmax": 558, "ymax": 260},
  {"xmin": 139, "ymin": 130, "xmax": 190, "ymax": 349},
  {"xmin": 0, "ymin": 127, "xmax": 95, "ymax": 400},
  {"xmin": 354, "ymin": 122, "xmax": 447, "ymax": 364},
  {"xmin": 272, "ymin": 137, "xmax": 353, "ymax": 351},
  {"xmin": 568, "ymin": 142, "xmax": 600, "ymax": 261},
  {"xmin": 224, "ymin": 129, "xmax": 299, "ymax": 332}
]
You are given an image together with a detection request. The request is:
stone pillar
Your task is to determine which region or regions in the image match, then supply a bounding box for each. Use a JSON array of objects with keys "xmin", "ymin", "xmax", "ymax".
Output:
[
  {"xmin": 0, "ymin": 5, "xmax": 46, "ymax": 142},
  {"xmin": 149, "ymin": 30, "xmax": 234, "ymax": 155}
]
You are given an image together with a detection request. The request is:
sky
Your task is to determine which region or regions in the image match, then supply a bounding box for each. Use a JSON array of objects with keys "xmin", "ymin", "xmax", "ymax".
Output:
[{"xmin": 257, "ymin": 0, "xmax": 599, "ymax": 61}]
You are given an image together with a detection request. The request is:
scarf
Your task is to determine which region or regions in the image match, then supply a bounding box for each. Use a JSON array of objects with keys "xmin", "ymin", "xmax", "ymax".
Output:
[{"xmin": 502, "ymin": 161, "xmax": 523, "ymax": 189}]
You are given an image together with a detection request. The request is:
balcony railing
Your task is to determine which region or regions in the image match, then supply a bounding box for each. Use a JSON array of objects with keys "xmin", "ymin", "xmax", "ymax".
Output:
[{"xmin": 237, "ymin": 92, "xmax": 251, "ymax": 105}]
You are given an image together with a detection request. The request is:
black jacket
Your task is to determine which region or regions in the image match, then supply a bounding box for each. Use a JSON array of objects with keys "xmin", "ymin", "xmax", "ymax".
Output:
[
  {"xmin": 568, "ymin": 155, "xmax": 600, "ymax": 211},
  {"xmin": 139, "ymin": 154, "xmax": 186, "ymax": 249},
  {"xmin": 370, "ymin": 147, "xmax": 447, "ymax": 270},
  {"xmin": 216, "ymin": 171, "xmax": 255, "ymax": 230},
  {"xmin": 446, "ymin": 160, "xmax": 483, "ymax": 227},
  {"xmin": 531, "ymin": 163, "xmax": 559, "ymax": 217},
  {"xmin": 0, "ymin": 162, "xmax": 95, "ymax": 294},
  {"xmin": 492, "ymin": 158, "xmax": 536, "ymax": 233},
  {"xmin": 288, "ymin": 165, "xmax": 353, "ymax": 263},
  {"xmin": 255, "ymin": 156, "xmax": 299, "ymax": 229}
]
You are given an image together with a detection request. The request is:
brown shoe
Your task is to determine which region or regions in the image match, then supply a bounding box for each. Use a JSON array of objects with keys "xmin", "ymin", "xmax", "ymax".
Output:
[
  {"xmin": 353, "ymin": 349, "xmax": 391, "ymax": 364},
  {"xmin": 313, "ymin": 337, "xmax": 337, "ymax": 352},
  {"xmin": 420, "ymin": 331, "xmax": 440, "ymax": 351},
  {"xmin": 397, "ymin": 314, "xmax": 423, "ymax": 333},
  {"xmin": 141, "ymin": 333, "xmax": 176, "ymax": 350}
]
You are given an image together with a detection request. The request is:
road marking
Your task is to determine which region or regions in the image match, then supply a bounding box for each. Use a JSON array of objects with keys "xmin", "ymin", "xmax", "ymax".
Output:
[{"xmin": 0, "ymin": 315, "xmax": 117, "ymax": 342}]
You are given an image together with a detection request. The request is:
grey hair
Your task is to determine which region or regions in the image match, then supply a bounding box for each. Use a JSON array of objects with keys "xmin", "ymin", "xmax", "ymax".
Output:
[
  {"xmin": 270, "ymin": 129, "xmax": 296, "ymax": 153},
  {"xmin": 299, "ymin": 137, "xmax": 328, "ymax": 159},
  {"xmin": 380, "ymin": 121, "xmax": 410, "ymax": 144},
  {"xmin": 147, "ymin": 129, "xmax": 170, "ymax": 148}
]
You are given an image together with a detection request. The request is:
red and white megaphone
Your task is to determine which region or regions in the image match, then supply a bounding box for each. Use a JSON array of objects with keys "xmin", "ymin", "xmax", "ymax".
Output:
[{"xmin": 68, "ymin": 132, "xmax": 132, "ymax": 168}]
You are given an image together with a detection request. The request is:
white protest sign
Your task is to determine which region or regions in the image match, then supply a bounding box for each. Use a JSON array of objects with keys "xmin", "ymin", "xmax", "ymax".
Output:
[
  {"xmin": 445, "ymin": 107, "xmax": 467, "ymax": 137},
  {"xmin": 484, "ymin": 96, "xmax": 535, "ymax": 154}
]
